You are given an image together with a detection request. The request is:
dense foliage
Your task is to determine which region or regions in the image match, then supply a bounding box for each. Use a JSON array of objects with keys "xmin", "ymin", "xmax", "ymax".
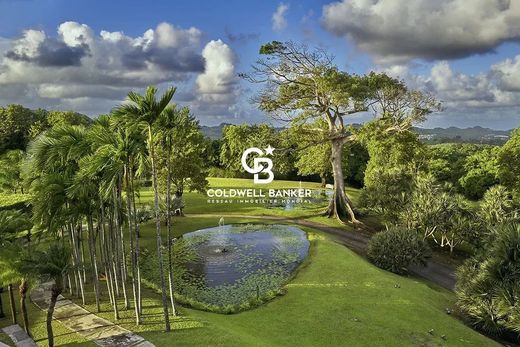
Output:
[
  {"xmin": 367, "ymin": 227, "xmax": 430, "ymax": 275},
  {"xmin": 0, "ymin": 105, "xmax": 91, "ymax": 153},
  {"xmin": 456, "ymin": 223, "xmax": 520, "ymax": 337}
]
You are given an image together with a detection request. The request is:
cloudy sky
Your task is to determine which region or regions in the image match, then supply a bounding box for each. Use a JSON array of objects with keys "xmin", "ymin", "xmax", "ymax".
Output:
[{"xmin": 0, "ymin": 0, "xmax": 519, "ymax": 129}]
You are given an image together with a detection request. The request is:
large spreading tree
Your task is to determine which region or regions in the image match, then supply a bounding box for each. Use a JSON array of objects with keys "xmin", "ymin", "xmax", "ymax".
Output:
[{"xmin": 243, "ymin": 41, "xmax": 439, "ymax": 224}]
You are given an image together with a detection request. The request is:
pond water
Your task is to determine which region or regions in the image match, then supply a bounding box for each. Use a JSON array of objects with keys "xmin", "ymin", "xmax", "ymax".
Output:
[{"xmin": 174, "ymin": 224, "xmax": 309, "ymax": 311}]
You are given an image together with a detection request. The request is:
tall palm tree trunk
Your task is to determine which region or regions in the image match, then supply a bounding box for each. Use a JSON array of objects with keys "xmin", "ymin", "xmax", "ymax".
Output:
[
  {"xmin": 87, "ymin": 216, "xmax": 101, "ymax": 312},
  {"xmin": 115, "ymin": 179, "xmax": 130, "ymax": 309},
  {"xmin": 7, "ymin": 284, "xmax": 16, "ymax": 324},
  {"xmin": 130, "ymin": 174, "xmax": 143, "ymax": 315},
  {"xmin": 165, "ymin": 144, "xmax": 177, "ymax": 316},
  {"xmin": 107, "ymin": 212, "xmax": 121, "ymax": 298},
  {"xmin": 79, "ymin": 226, "xmax": 87, "ymax": 284},
  {"xmin": 125, "ymin": 170, "xmax": 141, "ymax": 324},
  {"xmin": 148, "ymin": 126, "xmax": 171, "ymax": 331},
  {"xmin": 103, "ymin": 213, "xmax": 120, "ymax": 320},
  {"xmin": 69, "ymin": 224, "xmax": 85, "ymax": 304}
]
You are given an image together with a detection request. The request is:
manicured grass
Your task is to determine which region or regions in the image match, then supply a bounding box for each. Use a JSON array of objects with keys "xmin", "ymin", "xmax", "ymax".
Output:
[
  {"xmin": 0, "ymin": 178, "xmax": 495, "ymax": 346},
  {"xmin": 74, "ymin": 216, "xmax": 497, "ymax": 347},
  {"xmin": 0, "ymin": 193, "xmax": 30, "ymax": 209},
  {"xmin": 136, "ymin": 177, "xmax": 368, "ymax": 223},
  {"xmin": 0, "ymin": 290, "xmax": 94, "ymax": 347}
]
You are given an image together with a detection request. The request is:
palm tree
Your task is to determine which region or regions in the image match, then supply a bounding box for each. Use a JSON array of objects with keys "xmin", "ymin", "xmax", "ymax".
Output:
[
  {"xmin": 0, "ymin": 244, "xmax": 30, "ymax": 335},
  {"xmin": 24, "ymin": 243, "xmax": 71, "ymax": 347},
  {"xmin": 0, "ymin": 210, "xmax": 32, "ymax": 332},
  {"xmin": 156, "ymin": 105, "xmax": 179, "ymax": 316},
  {"xmin": 26, "ymin": 126, "xmax": 91, "ymax": 305},
  {"xmin": 86, "ymin": 115, "xmax": 147, "ymax": 323},
  {"xmin": 114, "ymin": 86, "xmax": 175, "ymax": 331}
]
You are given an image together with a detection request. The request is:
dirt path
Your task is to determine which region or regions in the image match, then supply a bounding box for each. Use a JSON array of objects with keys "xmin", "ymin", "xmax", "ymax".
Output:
[{"xmin": 189, "ymin": 213, "xmax": 456, "ymax": 290}]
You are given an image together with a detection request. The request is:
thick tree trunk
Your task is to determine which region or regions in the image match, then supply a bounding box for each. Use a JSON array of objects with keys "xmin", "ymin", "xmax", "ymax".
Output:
[
  {"xmin": 46, "ymin": 283, "xmax": 61, "ymax": 347},
  {"xmin": 148, "ymin": 127, "xmax": 171, "ymax": 331},
  {"xmin": 8, "ymin": 284, "xmax": 16, "ymax": 323},
  {"xmin": 325, "ymin": 138, "xmax": 359, "ymax": 224},
  {"xmin": 19, "ymin": 279, "xmax": 30, "ymax": 336}
]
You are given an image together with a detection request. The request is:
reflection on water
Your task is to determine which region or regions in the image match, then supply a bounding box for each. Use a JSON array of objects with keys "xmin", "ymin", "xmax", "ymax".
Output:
[{"xmin": 183, "ymin": 225, "xmax": 309, "ymax": 287}]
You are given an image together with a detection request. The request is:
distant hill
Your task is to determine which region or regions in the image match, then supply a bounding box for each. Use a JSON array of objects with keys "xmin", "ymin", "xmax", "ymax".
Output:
[
  {"xmin": 413, "ymin": 126, "xmax": 513, "ymax": 144},
  {"xmin": 201, "ymin": 123, "xmax": 514, "ymax": 144},
  {"xmin": 200, "ymin": 123, "xmax": 232, "ymax": 139}
]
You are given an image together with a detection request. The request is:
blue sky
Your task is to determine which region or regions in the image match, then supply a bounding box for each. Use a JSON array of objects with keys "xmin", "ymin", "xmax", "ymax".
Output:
[{"xmin": 0, "ymin": 0, "xmax": 519, "ymax": 129}]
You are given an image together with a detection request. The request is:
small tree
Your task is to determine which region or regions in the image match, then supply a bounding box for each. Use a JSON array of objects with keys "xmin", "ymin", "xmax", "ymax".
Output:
[
  {"xmin": 0, "ymin": 150, "xmax": 25, "ymax": 194},
  {"xmin": 458, "ymin": 146, "xmax": 500, "ymax": 199},
  {"xmin": 480, "ymin": 185, "xmax": 517, "ymax": 228},
  {"xmin": 24, "ymin": 244, "xmax": 71, "ymax": 347}
]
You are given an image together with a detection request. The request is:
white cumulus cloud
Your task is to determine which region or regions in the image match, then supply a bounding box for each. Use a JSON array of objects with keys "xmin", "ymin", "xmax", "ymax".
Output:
[
  {"xmin": 272, "ymin": 3, "xmax": 290, "ymax": 32},
  {"xmin": 0, "ymin": 21, "xmax": 245, "ymax": 122}
]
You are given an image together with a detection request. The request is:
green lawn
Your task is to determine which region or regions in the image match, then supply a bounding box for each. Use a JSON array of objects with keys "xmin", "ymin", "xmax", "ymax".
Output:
[
  {"xmin": 0, "ymin": 290, "xmax": 94, "ymax": 347},
  {"xmin": 0, "ymin": 178, "xmax": 498, "ymax": 346},
  {"xmin": 137, "ymin": 177, "xmax": 369, "ymax": 224},
  {"xmin": 0, "ymin": 193, "xmax": 30, "ymax": 210},
  {"xmin": 74, "ymin": 216, "xmax": 497, "ymax": 347}
]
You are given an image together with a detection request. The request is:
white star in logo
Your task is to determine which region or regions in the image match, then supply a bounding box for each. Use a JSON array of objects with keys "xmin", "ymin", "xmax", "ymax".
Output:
[{"xmin": 264, "ymin": 145, "xmax": 275, "ymax": 156}]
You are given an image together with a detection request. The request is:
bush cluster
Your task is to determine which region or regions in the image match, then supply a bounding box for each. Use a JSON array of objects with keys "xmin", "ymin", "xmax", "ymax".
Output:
[{"xmin": 367, "ymin": 227, "xmax": 430, "ymax": 275}]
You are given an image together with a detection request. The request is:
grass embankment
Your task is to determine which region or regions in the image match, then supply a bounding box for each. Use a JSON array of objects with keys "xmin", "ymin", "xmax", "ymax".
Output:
[{"xmin": 76, "ymin": 216, "xmax": 497, "ymax": 347}]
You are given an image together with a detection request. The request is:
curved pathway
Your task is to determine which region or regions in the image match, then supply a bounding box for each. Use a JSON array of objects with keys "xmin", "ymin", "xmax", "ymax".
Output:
[
  {"xmin": 30, "ymin": 282, "xmax": 154, "ymax": 347},
  {"xmin": 189, "ymin": 213, "xmax": 456, "ymax": 290}
]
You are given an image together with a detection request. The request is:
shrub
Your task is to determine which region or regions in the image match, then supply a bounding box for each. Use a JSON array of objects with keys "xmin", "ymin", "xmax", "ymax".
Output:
[
  {"xmin": 367, "ymin": 227, "xmax": 430, "ymax": 275},
  {"xmin": 400, "ymin": 174, "xmax": 477, "ymax": 253},
  {"xmin": 479, "ymin": 185, "xmax": 517, "ymax": 228},
  {"xmin": 456, "ymin": 223, "xmax": 520, "ymax": 338},
  {"xmin": 359, "ymin": 166, "xmax": 412, "ymax": 222}
]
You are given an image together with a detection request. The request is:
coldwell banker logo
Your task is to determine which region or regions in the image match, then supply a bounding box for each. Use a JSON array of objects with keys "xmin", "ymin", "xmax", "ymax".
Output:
[{"xmin": 241, "ymin": 145, "xmax": 275, "ymax": 184}]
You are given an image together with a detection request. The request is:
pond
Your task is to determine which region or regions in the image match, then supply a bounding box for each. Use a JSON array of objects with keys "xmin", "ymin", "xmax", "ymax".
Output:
[{"xmin": 171, "ymin": 224, "xmax": 309, "ymax": 312}]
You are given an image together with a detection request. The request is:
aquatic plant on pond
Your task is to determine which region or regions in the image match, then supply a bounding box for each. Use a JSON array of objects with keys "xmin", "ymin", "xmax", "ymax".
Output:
[{"xmin": 140, "ymin": 224, "xmax": 309, "ymax": 313}]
